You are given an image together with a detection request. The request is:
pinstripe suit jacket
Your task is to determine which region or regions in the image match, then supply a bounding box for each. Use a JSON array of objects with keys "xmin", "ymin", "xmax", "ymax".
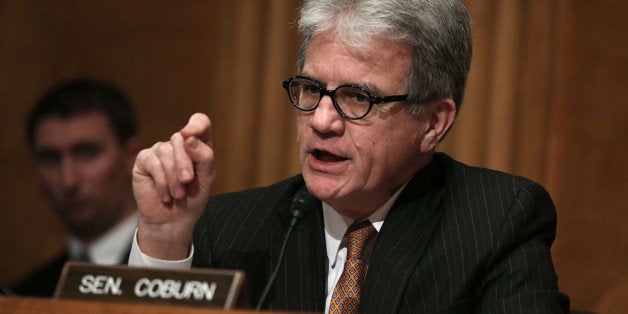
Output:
[{"xmin": 192, "ymin": 153, "xmax": 569, "ymax": 313}]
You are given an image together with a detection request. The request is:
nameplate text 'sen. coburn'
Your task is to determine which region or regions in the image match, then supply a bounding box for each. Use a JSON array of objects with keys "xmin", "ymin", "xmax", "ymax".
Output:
[{"xmin": 54, "ymin": 262, "xmax": 244, "ymax": 309}]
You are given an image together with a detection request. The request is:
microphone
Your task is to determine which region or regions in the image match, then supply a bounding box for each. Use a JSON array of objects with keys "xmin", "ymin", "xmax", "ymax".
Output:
[{"xmin": 255, "ymin": 187, "xmax": 318, "ymax": 310}]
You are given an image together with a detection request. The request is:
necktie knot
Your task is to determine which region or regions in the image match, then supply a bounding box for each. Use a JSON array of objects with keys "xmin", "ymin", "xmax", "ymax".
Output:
[{"xmin": 346, "ymin": 219, "xmax": 376, "ymax": 260}]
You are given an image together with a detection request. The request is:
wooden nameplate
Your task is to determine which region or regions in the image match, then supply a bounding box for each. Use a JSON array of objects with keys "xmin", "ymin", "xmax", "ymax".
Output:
[{"xmin": 54, "ymin": 262, "xmax": 244, "ymax": 309}]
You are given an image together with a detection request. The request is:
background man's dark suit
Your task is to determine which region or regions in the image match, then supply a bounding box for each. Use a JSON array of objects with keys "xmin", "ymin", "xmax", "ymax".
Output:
[
  {"xmin": 11, "ymin": 253, "xmax": 68, "ymax": 297},
  {"xmin": 12, "ymin": 245, "xmax": 131, "ymax": 297},
  {"xmin": 192, "ymin": 153, "xmax": 570, "ymax": 313}
]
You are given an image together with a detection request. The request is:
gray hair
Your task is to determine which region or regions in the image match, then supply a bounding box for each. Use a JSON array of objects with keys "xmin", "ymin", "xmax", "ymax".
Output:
[{"xmin": 297, "ymin": 0, "xmax": 472, "ymax": 114}]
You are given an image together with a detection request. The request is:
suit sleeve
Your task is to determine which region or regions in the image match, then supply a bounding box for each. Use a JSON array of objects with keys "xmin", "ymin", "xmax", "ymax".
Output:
[{"xmin": 475, "ymin": 180, "xmax": 570, "ymax": 313}]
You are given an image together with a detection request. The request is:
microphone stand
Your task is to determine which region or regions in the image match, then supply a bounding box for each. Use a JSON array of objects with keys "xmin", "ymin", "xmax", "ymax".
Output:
[{"xmin": 255, "ymin": 188, "xmax": 316, "ymax": 310}]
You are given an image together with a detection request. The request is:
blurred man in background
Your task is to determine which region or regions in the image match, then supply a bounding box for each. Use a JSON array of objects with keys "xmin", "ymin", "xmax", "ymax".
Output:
[{"xmin": 13, "ymin": 78, "xmax": 141, "ymax": 296}]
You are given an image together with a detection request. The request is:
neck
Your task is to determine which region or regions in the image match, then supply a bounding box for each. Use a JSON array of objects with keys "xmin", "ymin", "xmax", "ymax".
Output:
[{"xmin": 73, "ymin": 207, "xmax": 136, "ymax": 244}]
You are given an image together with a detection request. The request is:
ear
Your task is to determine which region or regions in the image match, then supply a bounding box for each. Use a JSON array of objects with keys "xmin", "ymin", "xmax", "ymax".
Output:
[{"xmin": 421, "ymin": 98, "xmax": 457, "ymax": 151}]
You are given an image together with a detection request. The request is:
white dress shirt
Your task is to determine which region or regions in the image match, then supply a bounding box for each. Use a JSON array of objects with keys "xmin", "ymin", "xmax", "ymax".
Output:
[{"xmin": 69, "ymin": 213, "xmax": 138, "ymax": 264}]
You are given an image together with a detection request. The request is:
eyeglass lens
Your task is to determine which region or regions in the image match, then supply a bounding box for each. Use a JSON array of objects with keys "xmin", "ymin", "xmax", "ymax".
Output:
[{"xmin": 288, "ymin": 77, "xmax": 371, "ymax": 119}]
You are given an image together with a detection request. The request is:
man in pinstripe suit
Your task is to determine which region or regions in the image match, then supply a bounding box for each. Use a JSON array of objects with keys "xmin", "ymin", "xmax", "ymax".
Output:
[{"xmin": 129, "ymin": 0, "xmax": 570, "ymax": 312}]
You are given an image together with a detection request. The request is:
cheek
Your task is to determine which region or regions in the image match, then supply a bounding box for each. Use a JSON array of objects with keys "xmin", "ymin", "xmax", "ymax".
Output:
[
  {"xmin": 352, "ymin": 134, "xmax": 377, "ymax": 165},
  {"xmin": 38, "ymin": 175, "xmax": 58, "ymax": 197},
  {"xmin": 369, "ymin": 123, "xmax": 424, "ymax": 169},
  {"xmin": 296, "ymin": 119, "xmax": 305, "ymax": 141},
  {"xmin": 296, "ymin": 114, "xmax": 309, "ymax": 133},
  {"xmin": 37, "ymin": 166, "xmax": 63, "ymax": 192},
  {"xmin": 37, "ymin": 166, "xmax": 58, "ymax": 184},
  {"xmin": 84, "ymin": 156, "xmax": 127, "ymax": 186},
  {"xmin": 296, "ymin": 117, "xmax": 309, "ymax": 155}
]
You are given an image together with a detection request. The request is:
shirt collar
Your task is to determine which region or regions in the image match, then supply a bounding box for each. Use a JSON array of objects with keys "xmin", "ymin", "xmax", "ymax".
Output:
[
  {"xmin": 68, "ymin": 213, "xmax": 138, "ymax": 264},
  {"xmin": 323, "ymin": 181, "xmax": 409, "ymax": 265}
]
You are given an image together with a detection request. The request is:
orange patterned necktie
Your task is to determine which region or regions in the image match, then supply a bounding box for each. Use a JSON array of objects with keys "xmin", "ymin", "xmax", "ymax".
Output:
[{"xmin": 329, "ymin": 219, "xmax": 377, "ymax": 314}]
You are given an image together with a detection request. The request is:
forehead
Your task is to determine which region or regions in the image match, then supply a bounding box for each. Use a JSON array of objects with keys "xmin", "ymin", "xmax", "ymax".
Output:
[
  {"xmin": 34, "ymin": 111, "xmax": 117, "ymax": 148},
  {"xmin": 302, "ymin": 30, "xmax": 412, "ymax": 91}
]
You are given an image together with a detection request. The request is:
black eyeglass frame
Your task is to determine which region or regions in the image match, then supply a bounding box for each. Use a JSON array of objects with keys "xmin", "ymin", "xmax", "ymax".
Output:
[{"xmin": 282, "ymin": 76, "xmax": 408, "ymax": 120}]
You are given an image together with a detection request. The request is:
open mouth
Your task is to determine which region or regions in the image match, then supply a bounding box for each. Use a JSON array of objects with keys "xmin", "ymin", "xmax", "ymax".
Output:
[{"xmin": 313, "ymin": 149, "xmax": 348, "ymax": 163}]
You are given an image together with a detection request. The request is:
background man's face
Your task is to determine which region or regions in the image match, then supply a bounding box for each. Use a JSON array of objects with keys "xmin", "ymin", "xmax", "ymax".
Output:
[{"xmin": 33, "ymin": 111, "xmax": 134, "ymax": 240}]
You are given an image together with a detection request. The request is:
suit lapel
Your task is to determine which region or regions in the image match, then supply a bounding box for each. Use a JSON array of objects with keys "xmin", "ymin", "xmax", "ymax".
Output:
[
  {"xmin": 361, "ymin": 157, "xmax": 447, "ymax": 313},
  {"xmin": 269, "ymin": 184, "xmax": 327, "ymax": 312}
]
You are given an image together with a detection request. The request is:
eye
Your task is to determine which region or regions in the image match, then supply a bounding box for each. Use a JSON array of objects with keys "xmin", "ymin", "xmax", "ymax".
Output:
[
  {"xmin": 73, "ymin": 143, "xmax": 103, "ymax": 161},
  {"xmin": 302, "ymin": 83, "xmax": 320, "ymax": 95},
  {"xmin": 340, "ymin": 87, "xmax": 370, "ymax": 104},
  {"xmin": 36, "ymin": 149, "xmax": 61, "ymax": 166},
  {"xmin": 352, "ymin": 91, "xmax": 370, "ymax": 103}
]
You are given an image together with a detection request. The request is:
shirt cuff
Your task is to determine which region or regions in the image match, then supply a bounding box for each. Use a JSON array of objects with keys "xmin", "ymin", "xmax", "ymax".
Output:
[{"xmin": 127, "ymin": 228, "xmax": 193, "ymax": 270}]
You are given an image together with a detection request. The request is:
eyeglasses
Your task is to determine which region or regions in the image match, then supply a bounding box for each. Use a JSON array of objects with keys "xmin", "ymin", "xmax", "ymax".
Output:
[{"xmin": 282, "ymin": 76, "xmax": 408, "ymax": 120}]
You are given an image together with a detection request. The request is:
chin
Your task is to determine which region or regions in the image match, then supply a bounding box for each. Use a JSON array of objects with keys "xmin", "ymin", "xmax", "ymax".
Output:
[{"xmin": 303, "ymin": 173, "xmax": 347, "ymax": 203}]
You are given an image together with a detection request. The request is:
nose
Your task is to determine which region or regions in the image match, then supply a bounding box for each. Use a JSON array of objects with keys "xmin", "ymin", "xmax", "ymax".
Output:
[
  {"xmin": 308, "ymin": 95, "xmax": 344, "ymax": 134},
  {"xmin": 60, "ymin": 157, "xmax": 79, "ymax": 190}
]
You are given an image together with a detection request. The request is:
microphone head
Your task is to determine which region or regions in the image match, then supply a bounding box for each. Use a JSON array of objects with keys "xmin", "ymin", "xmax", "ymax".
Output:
[{"xmin": 290, "ymin": 187, "xmax": 318, "ymax": 224}]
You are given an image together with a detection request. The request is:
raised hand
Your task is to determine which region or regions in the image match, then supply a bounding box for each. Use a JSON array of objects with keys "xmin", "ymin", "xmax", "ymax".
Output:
[{"xmin": 132, "ymin": 113, "xmax": 215, "ymax": 260}]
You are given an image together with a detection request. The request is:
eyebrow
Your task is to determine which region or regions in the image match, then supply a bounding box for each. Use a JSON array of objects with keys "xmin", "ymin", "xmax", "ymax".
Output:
[{"xmin": 299, "ymin": 73, "xmax": 382, "ymax": 95}]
